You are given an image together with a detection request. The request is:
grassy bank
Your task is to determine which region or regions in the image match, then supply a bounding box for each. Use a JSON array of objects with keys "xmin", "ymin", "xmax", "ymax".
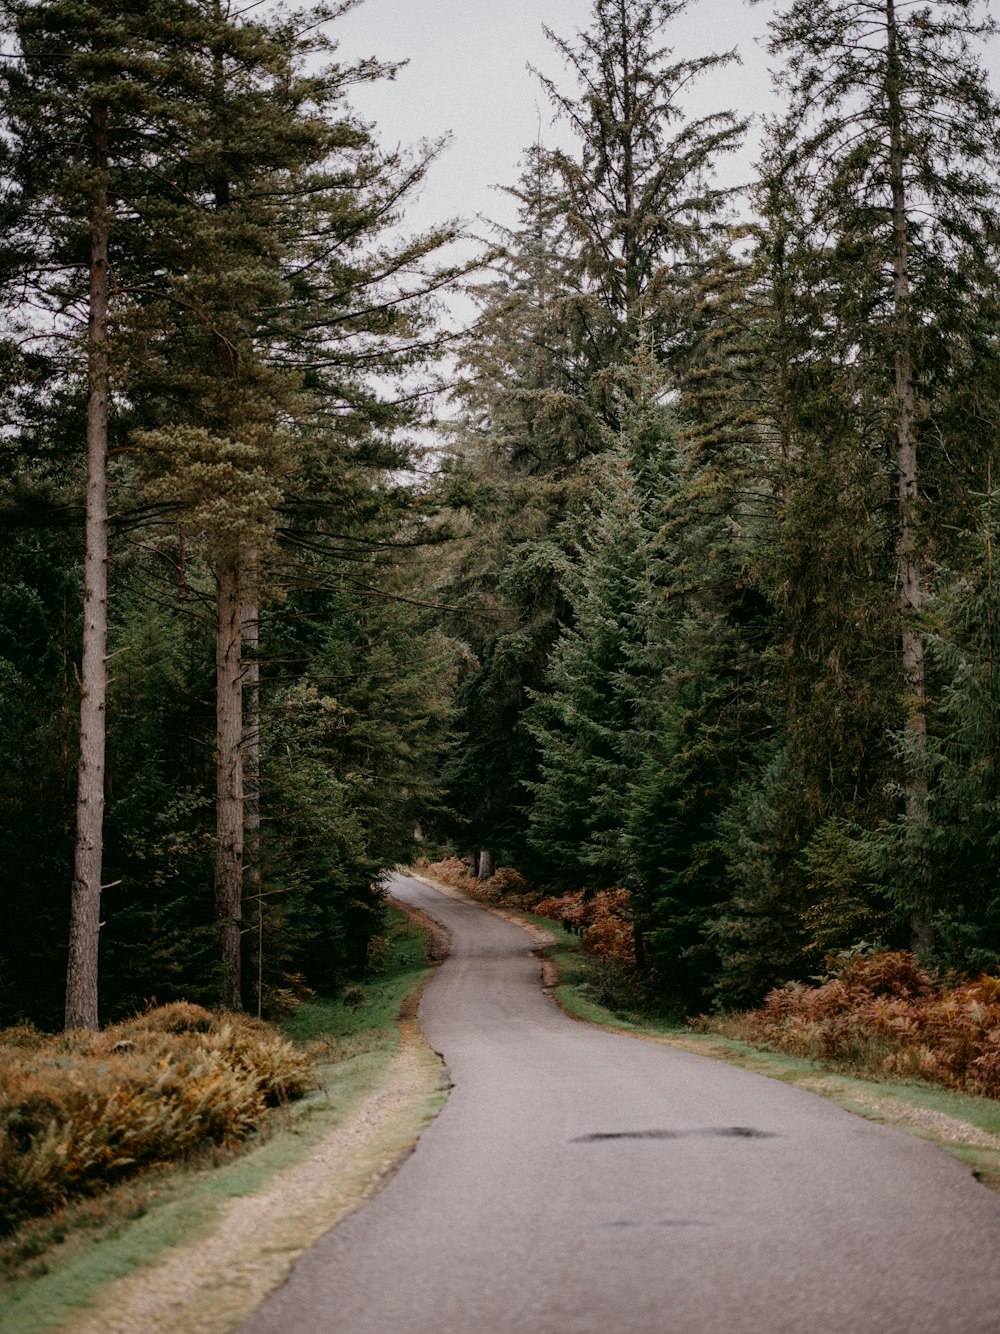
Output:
[{"xmin": 0, "ymin": 904, "xmax": 438, "ymax": 1334}]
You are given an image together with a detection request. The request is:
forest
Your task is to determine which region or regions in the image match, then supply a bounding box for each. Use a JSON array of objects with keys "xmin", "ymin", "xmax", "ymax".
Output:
[{"xmin": 3, "ymin": 0, "xmax": 1000, "ymax": 1032}]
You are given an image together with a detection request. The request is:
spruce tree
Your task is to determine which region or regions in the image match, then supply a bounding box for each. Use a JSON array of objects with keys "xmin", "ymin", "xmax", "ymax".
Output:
[
  {"xmin": 537, "ymin": 0, "xmax": 746, "ymax": 406},
  {"xmin": 444, "ymin": 0, "xmax": 746, "ymax": 871},
  {"xmin": 441, "ymin": 146, "xmax": 588, "ymax": 871},
  {"xmin": 754, "ymin": 0, "xmax": 1000, "ymax": 952},
  {"xmin": 525, "ymin": 360, "xmax": 675, "ymax": 890}
]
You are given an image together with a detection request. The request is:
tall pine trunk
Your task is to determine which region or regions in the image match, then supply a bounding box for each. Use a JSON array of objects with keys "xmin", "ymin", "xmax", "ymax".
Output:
[
  {"xmin": 215, "ymin": 554, "xmax": 243, "ymax": 1009},
  {"xmin": 241, "ymin": 552, "xmax": 262, "ymax": 1015},
  {"xmin": 210, "ymin": 15, "xmax": 244, "ymax": 1007},
  {"xmin": 65, "ymin": 103, "xmax": 110, "ymax": 1031},
  {"xmin": 886, "ymin": 0, "xmax": 932, "ymax": 954}
]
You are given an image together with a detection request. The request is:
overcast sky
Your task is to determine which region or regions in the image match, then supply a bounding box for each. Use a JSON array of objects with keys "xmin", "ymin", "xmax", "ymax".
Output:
[
  {"xmin": 332, "ymin": 0, "xmax": 1000, "ymax": 243},
  {"xmin": 332, "ymin": 0, "xmax": 777, "ymax": 236}
]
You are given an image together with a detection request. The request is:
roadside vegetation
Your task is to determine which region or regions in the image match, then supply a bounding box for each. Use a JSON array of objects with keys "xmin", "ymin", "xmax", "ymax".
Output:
[
  {"xmin": 0, "ymin": 906, "xmax": 434, "ymax": 1322},
  {"xmin": 705, "ymin": 952, "xmax": 1000, "ymax": 1101},
  {"xmin": 0, "ymin": 1004, "xmax": 314, "ymax": 1239}
]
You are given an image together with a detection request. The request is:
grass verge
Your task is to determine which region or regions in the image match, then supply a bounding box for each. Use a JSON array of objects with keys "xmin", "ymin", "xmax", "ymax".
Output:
[{"xmin": 0, "ymin": 904, "xmax": 443, "ymax": 1334}]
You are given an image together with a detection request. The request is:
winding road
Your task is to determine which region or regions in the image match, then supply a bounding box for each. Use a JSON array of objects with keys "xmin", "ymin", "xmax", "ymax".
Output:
[{"xmin": 242, "ymin": 872, "xmax": 1000, "ymax": 1334}]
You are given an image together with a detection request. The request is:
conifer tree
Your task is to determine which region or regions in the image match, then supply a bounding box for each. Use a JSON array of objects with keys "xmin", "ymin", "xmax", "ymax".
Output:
[
  {"xmin": 537, "ymin": 0, "xmax": 745, "ymax": 407},
  {"xmin": 525, "ymin": 358, "xmax": 675, "ymax": 890},
  {"xmin": 0, "ymin": 0, "xmax": 460, "ymax": 1019},
  {"xmin": 0, "ymin": 0, "xmax": 214, "ymax": 1028},
  {"xmin": 132, "ymin": 0, "xmax": 459, "ymax": 1006},
  {"xmin": 442, "ymin": 147, "xmax": 588, "ymax": 870},
  {"xmin": 444, "ymin": 0, "xmax": 746, "ymax": 870},
  {"xmin": 755, "ymin": 0, "xmax": 1000, "ymax": 951}
]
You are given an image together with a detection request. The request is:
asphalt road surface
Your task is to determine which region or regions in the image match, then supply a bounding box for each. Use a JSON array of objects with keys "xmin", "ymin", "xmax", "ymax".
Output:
[{"xmin": 242, "ymin": 873, "xmax": 1000, "ymax": 1334}]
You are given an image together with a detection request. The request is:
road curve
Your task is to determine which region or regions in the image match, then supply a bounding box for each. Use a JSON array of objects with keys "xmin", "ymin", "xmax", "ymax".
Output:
[{"xmin": 242, "ymin": 873, "xmax": 1000, "ymax": 1334}]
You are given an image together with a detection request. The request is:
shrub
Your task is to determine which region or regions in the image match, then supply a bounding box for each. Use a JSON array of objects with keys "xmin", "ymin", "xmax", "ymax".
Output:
[
  {"xmin": 534, "ymin": 889, "xmax": 637, "ymax": 967},
  {"xmin": 424, "ymin": 856, "xmax": 476, "ymax": 892},
  {"xmin": 425, "ymin": 857, "xmax": 536, "ymax": 907},
  {"xmin": 720, "ymin": 950, "xmax": 1000, "ymax": 1098},
  {"xmin": 0, "ymin": 1004, "xmax": 315, "ymax": 1234},
  {"xmin": 341, "ymin": 986, "xmax": 366, "ymax": 1010},
  {"xmin": 489, "ymin": 867, "xmax": 530, "ymax": 898}
]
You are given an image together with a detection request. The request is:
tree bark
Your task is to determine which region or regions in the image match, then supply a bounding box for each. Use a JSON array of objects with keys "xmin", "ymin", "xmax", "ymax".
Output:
[
  {"xmin": 885, "ymin": 0, "xmax": 932, "ymax": 954},
  {"xmin": 65, "ymin": 103, "xmax": 111, "ymax": 1032},
  {"xmin": 215, "ymin": 554, "xmax": 243, "ymax": 1009},
  {"xmin": 477, "ymin": 848, "xmax": 494, "ymax": 880},
  {"xmin": 241, "ymin": 552, "xmax": 262, "ymax": 1015},
  {"xmin": 619, "ymin": 0, "xmax": 639, "ymax": 335}
]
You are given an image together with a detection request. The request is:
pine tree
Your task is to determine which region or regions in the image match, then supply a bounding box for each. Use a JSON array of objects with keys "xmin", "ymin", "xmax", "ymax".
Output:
[
  {"xmin": 536, "ymin": 0, "xmax": 745, "ymax": 407},
  {"xmin": 753, "ymin": 0, "xmax": 1000, "ymax": 951},
  {"xmin": 0, "ymin": 0, "xmax": 460, "ymax": 1020},
  {"xmin": 444, "ymin": 0, "xmax": 746, "ymax": 872},
  {"xmin": 0, "ymin": 0, "xmax": 219, "ymax": 1028},
  {"xmin": 859, "ymin": 488, "xmax": 1000, "ymax": 973},
  {"xmin": 441, "ymin": 146, "xmax": 589, "ymax": 871},
  {"xmin": 525, "ymin": 370, "xmax": 675, "ymax": 890},
  {"xmin": 129, "ymin": 0, "xmax": 459, "ymax": 1007}
]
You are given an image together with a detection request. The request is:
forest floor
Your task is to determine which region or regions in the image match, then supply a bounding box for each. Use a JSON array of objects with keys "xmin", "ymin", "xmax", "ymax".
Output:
[{"xmin": 4, "ymin": 879, "xmax": 1000, "ymax": 1333}]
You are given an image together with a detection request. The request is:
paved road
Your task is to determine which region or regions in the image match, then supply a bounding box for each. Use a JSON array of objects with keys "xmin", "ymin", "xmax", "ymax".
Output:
[{"xmin": 243, "ymin": 873, "xmax": 1000, "ymax": 1334}]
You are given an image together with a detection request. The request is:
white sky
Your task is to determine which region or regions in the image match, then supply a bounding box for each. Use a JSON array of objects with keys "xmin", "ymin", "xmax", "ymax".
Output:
[{"xmin": 333, "ymin": 0, "xmax": 778, "ymax": 238}]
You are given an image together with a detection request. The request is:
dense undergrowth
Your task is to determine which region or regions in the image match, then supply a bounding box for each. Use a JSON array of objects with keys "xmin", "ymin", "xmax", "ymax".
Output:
[
  {"xmin": 423, "ymin": 858, "xmax": 1000, "ymax": 1101},
  {"xmin": 706, "ymin": 951, "xmax": 1000, "ymax": 1100},
  {"xmin": 0, "ymin": 1003, "xmax": 315, "ymax": 1237}
]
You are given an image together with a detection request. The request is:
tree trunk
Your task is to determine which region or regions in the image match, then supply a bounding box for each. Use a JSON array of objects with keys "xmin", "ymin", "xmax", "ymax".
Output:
[
  {"xmin": 477, "ymin": 848, "xmax": 494, "ymax": 880},
  {"xmin": 215, "ymin": 554, "xmax": 243, "ymax": 1009},
  {"xmin": 885, "ymin": 0, "xmax": 932, "ymax": 954},
  {"xmin": 618, "ymin": 0, "xmax": 639, "ymax": 335},
  {"xmin": 65, "ymin": 103, "xmax": 110, "ymax": 1032},
  {"xmin": 241, "ymin": 552, "xmax": 262, "ymax": 1016}
]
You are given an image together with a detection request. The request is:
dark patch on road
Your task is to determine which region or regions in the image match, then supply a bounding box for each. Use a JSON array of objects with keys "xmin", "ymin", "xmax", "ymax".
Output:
[
  {"xmin": 602, "ymin": 1218, "xmax": 712, "ymax": 1229},
  {"xmin": 572, "ymin": 1126, "xmax": 778, "ymax": 1143}
]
